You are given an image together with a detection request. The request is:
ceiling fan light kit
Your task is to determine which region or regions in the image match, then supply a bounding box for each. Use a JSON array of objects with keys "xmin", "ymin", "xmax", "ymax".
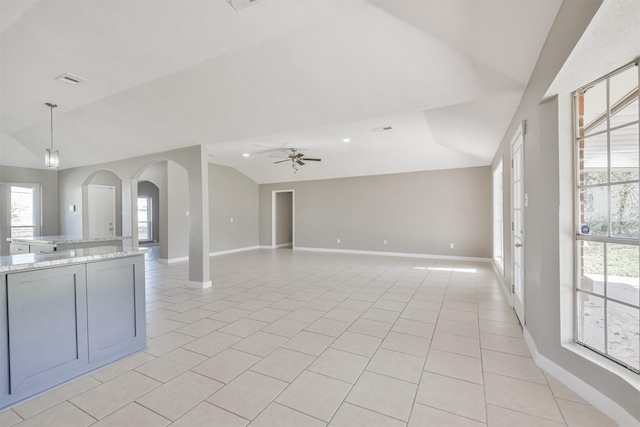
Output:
[{"xmin": 272, "ymin": 148, "xmax": 321, "ymax": 173}]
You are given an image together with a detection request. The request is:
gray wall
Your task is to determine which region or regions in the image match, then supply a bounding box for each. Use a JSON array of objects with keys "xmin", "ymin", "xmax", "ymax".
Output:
[
  {"xmin": 491, "ymin": 0, "xmax": 639, "ymax": 421},
  {"xmin": 165, "ymin": 161, "xmax": 189, "ymax": 260},
  {"xmin": 137, "ymin": 180, "xmax": 160, "ymax": 243},
  {"xmin": 209, "ymin": 163, "xmax": 259, "ymax": 252},
  {"xmin": 0, "ymin": 166, "xmax": 59, "ymax": 255},
  {"xmin": 275, "ymin": 192, "xmax": 293, "ymax": 246},
  {"xmin": 259, "ymin": 167, "xmax": 491, "ymax": 258}
]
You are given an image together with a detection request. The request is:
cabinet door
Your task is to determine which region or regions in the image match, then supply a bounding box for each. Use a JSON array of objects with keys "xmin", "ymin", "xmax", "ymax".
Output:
[
  {"xmin": 7, "ymin": 265, "xmax": 88, "ymax": 396},
  {"xmin": 86, "ymin": 257, "xmax": 146, "ymax": 362},
  {"xmin": 0, "ymin": 275, "xmax": 8, "ymax": 400}
]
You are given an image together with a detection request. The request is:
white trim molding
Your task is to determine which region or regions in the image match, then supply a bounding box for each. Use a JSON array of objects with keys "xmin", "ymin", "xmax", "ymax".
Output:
[
  {"xmin": 523, "ymin": 328, "xmax": 639, "ymax": 426},
  {"xmin": 492, "ymin": 260, "xmax": 513, "ymax": 307},
  {"xmin": 275, "ymin": 242, "xmax": 292, "ymax": 248},
  {"xmin": 157, "ymin": 256, "xmax": 189, "ymax": 264},
  {"xmin": 294, "ymin": 246, "xmax": 491, "ymax": 262},
  {"xmin": 209, "ymin": 246, "xmax": 260, "ymax": 257},
  {"xmin": 187, "ymin": 280, "xmax": 212, "ymax": 290}
]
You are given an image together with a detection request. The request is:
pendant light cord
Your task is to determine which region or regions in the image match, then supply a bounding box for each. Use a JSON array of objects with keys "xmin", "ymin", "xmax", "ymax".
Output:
[
  {"xmin": 45, "ymin": 102, "xmax": 57, "ymax": 150},
  {"xmin": 50, "ymin": 105, "xmax": 53, "ymax": 150}
]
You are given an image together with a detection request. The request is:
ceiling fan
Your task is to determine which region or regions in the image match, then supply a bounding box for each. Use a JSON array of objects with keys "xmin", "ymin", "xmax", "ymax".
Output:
[{"xmin": 271, "ymin": 148, "xmax": 321, "ymax": 172}]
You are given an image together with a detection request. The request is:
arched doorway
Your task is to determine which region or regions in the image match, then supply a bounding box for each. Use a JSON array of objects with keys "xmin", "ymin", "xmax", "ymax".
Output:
[{"xmin": 133, "ymin": 160, "xmax": 189, "ymax": 264}]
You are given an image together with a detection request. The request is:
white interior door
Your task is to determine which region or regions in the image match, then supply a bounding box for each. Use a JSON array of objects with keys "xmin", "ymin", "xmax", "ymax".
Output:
[
  {"xmin": 511, "ymin": 127, "xmax": 525, "ymax": 325},
  {"xmin": 88, "ymin": 185, "xmax": 115, "ymax": 238}
]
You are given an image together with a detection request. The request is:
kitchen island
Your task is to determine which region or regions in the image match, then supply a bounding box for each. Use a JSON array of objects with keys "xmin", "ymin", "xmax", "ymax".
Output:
[
  {"xmin": 0, "ymin": 244, "xmax": 148, "ymax": 410},
  {"xmin": 7, "ymin": 235, "xmax": 131, "ymax": 255}
]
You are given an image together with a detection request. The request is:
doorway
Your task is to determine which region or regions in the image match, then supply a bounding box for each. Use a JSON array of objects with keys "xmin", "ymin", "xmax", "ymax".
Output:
[
  {"xmin": 272, "ymin": 190, "xmax": 294, "ymax": 248},
  {"xmin": 511, "ymin": 125, "xmax": 525, "ymax": 325},
  {"xmin": 137, "ymin": 180, "xmax": 159, "ymax": 245},
  {"xmin": 88, "ymin": 185, "xmax": 116, "ymax": 238}
]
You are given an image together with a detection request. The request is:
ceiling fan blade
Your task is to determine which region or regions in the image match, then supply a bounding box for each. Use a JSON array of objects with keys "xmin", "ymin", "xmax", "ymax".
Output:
[
  {"xmin": 273, "ymin": 159, "xmax": 290, "ymax": 164},
  {"xmin": 296, "ymin": 159, "xmax": 305, "ymax": 166},
  {"xmin": 269, "ymin": 155, "xmax": 288, "ymax": 159},
  {"xmin": 301, "ymin": 158, "xmax": 321, "ymax": 162},
  {"xmin": 294, "ymin": 153, "xmax": 304, "ymax": 159}
]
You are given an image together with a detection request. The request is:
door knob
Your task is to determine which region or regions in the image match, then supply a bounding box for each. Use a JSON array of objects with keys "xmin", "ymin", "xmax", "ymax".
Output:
[{"xmin": 515, "ymin": 243, "xmax": 522, "ymax": 248}]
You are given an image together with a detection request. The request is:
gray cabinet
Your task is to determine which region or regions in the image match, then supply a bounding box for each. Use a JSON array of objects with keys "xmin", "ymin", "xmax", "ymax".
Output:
[
  {"xmin": 7, "ymin": 265, "xmax": 88, "ymax": 397},
  {"xmin": 86, "ymin": 257, "xmax": 146, "ymax": 362},
  {"xmin": 0, "ymin": 274, "xmax": 7, "ymax": 400},
  {"xmin": 0, "ymin": 255, "xmax": 146, "ymax": 410}
]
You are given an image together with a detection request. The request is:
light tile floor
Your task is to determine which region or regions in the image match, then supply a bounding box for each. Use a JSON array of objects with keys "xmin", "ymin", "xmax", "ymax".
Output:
[{"xmin": 1, "ymin": 249, "xmax": 619, "ymax": 426}]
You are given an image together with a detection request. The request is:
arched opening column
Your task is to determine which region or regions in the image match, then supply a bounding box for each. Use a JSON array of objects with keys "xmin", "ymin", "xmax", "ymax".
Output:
[{"xmin": 186, "ymin": 145, "xmax": 210, "ymax": 289}]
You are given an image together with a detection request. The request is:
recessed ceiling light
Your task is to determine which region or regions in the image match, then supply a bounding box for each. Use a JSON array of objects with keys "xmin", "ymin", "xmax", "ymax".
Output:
[
  {"xmin": 55, "ymin": 73, "xmax": 86, "ymax": 85},
  {"xmin": 373, "ymin": 126, "xmax": 392, "ymax": 132},
  {"xmin": 343, "ymin": 138, "xmax": 350, "ymax": 143},
  {"xmin": 243, "ymin": 153, "xmax": 250, "ymax": 157}
]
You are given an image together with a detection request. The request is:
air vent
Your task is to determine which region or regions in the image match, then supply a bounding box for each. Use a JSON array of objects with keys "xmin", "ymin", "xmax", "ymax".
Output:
[
  {"xmin": 55, "ymin": 73, "xmax": 86, "ymax": 85},
  {"xmin": 225, "ymin": 0, "xmax": 262, "ymax": 11},
  {"xmin": 373, "ymin": 126, "xmax": 392, "ymax": 132}
]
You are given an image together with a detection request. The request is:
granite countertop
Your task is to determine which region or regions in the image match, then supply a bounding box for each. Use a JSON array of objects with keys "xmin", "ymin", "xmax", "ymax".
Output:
[
  {"xmin": 0, "ymin": 245, "xmax": 150, "ymax": 273},
  {"xmin": 7, "ymin": 235, "xmax": 132, "ymax": 245}
]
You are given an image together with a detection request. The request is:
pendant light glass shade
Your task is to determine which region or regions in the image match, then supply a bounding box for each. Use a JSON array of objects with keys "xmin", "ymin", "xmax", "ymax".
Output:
[
  {"xmin": 45, "ymin": 102, "xmax": 59, "ymax": 169},
  {"xmin": 45, "ymin": 148, "xmax": 59, "ymax": 168}
]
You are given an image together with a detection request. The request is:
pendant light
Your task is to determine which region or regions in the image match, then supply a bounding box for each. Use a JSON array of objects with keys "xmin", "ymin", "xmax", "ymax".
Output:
[{"xmin": 44, "ymin": 102, "xmax": 59, "ymax": 169}]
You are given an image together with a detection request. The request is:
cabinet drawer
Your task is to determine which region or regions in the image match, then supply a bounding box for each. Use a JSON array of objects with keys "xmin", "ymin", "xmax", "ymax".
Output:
[
  {"xmin": 29, "ymin": 244, "xmax": 55, "ymax": 253},
  {"xmin": 9, "ymin": 244, "xmax": 29, "ymax": 255}
]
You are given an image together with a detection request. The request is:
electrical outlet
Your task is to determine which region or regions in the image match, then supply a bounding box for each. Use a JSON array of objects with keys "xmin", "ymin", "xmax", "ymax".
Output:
[
  {"xmin": 383, "ymin": 240, "xmax": 387, "ymax": 245},
  {"xmin": 450, "ymin": 243, "xmax": 454, "ymax": 249},
  {"xmin": 186, "ymin": 211, "xmax": 189, "ymax": 217},
  {"xmin": 230, "ymin": 217, "xmax": 234, "ymax": 223},
  {"xmin": 337, "ymin": 238, "xmax": 341, "ymax": 244}
]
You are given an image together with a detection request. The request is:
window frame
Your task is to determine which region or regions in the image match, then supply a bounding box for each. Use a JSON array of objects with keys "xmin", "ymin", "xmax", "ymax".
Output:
[
  {"xmin": 493, "ymin": 159, "xmax": 504, "ymax": 274},
  {"xmin": 1, "ymin": 182, "xmax": 42, "ymax": 240},
  {"xmin": 137, "ymin": 196, "xmax": 152, "ymax": 242},
  {"xmin": 573, "ymin": 60, "xmax": 640, "ymax": 374}
]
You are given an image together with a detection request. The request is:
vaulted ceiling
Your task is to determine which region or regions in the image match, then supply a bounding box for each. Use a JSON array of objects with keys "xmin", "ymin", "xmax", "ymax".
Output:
[{"xmin": 0, "ymin": 0, "xmax": 563, "ymax": 183}]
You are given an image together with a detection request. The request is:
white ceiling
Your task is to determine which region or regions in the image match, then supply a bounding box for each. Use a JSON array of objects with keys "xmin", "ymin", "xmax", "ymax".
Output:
[{"xmin": 0, "ymin": 0, "xmax": 564, "ymax": 183}]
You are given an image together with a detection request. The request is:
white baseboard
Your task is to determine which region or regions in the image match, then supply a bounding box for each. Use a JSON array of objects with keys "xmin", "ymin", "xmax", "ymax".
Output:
[
  {"xmin": 209, "ymin": 246, "xmax": 260, "ymax": 257},
  {"xmin": 523, "ymin": 328, "xmax": 639, "ymax": 426},
  {"xmin": 492, "ymin": 261, "xmax": 513, "ymax": 307},
  {"xmin": 294, "ymin": 246, "xmax": 491, "ymax": 262},
  {"xmin": 275, "ymin": 242, "xmax": 292, "ymax": 248},
  {"xmin": 187, "ymin": 280, "xmax": 212, "ymax": 289},
  {"xmin": 157, "ymin": 256, "xmax": 189, "ymax": 264}
]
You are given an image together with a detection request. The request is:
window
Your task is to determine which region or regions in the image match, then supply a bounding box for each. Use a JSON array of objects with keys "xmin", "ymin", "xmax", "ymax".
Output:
[
  {"xmin": 574, "ymin": 61, "xmax": 639, "ymax": 373},
  {"xmin": 137, "ymin": 196, "xmax": 152, "ymax": 242},
  {"xmin": 1, "ymin": 183, "xmax": 41, "ymax": 239},
  {"xmin": 493, "ymin": 159, "xmax": 504, "ymax": 273}
]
